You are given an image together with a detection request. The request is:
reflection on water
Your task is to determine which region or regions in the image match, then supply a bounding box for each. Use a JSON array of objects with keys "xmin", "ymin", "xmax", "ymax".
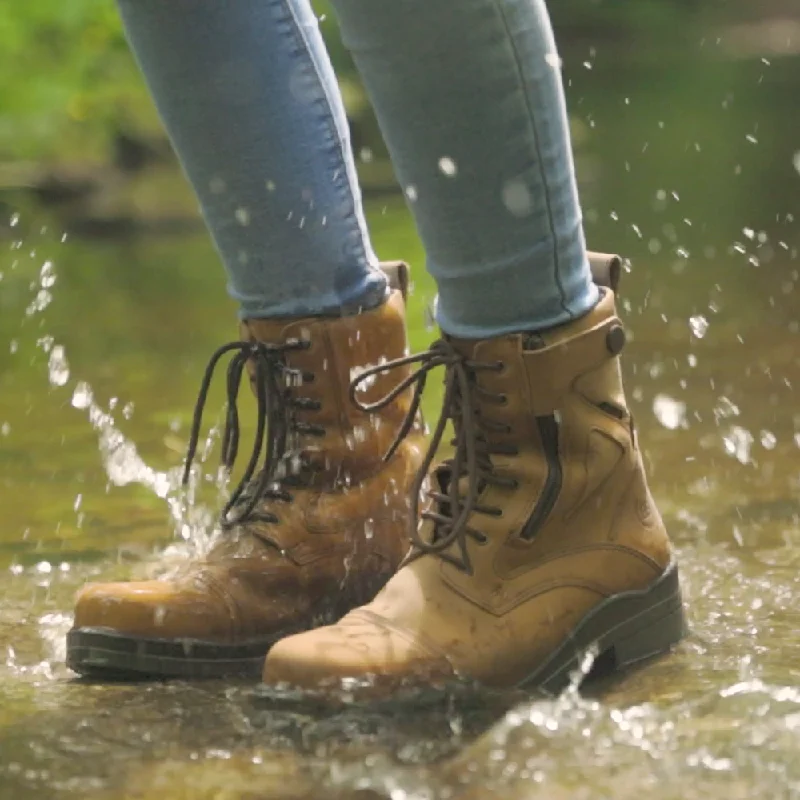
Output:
[{"xmin": 1, "ymin": 37, "xmax": 799, "ymax": 800}]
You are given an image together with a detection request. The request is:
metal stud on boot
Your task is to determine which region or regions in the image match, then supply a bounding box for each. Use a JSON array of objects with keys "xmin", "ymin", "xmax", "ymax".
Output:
[
  {"xmin": 66, "ymin": 263, "xmax": 425, "ymax": 680},
  {"xmin": 262, "ymin": 254, "xmax": 686, "ymax": 696}
]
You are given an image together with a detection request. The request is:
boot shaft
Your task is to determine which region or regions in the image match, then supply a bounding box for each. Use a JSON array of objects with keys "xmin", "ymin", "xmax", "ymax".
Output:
[{"xmin": 439, "ymin": 286, "xmax": 669, "ymax": 596}]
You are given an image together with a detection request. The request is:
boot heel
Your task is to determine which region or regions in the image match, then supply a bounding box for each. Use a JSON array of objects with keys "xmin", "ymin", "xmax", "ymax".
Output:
[
  {"xmin": 531, "ymin": 561, "xmax": 687, "ymax": 694},
  {"xmin": 608, "ymin": 597, "xmax": 687, "ymax": 669}
]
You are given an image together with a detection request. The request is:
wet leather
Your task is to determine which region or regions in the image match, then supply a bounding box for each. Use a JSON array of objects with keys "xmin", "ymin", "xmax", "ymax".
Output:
[
  {"xmin": 72, "ymin": 279, "xmax": 425, "ymax": 645},
  {"xmin": 263, "ymin": 285, "xmax": 674, "ymax": 690}
]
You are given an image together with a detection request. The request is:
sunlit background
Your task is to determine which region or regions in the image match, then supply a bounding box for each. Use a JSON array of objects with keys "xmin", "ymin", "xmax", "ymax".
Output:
[{"xmin": 1, "ymin": 1, "xmax": 799, "ymax": 798}]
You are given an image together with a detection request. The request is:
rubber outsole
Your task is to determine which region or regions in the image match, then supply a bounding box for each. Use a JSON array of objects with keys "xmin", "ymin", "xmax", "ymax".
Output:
[{"xmin": 66, "ymin": 628, "xmax": 279, "ymax": 680}]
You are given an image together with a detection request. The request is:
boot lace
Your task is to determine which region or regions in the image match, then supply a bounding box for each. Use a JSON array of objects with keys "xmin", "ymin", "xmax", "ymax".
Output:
[
  {"xmin": 182, "ymin": 338, "xmax": 325, "ymax": 529},
  {"xmin": 350, "ymin": 340, "xmax": 518, "ymax": 574}
]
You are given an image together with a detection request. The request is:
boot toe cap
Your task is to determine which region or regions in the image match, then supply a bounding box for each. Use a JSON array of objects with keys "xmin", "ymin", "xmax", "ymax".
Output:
[
  {"xmin": 262, "ymin": 610, "xmax": 455, "ymax": 693},
  {"xmin": 72, "ymin": 580, "xmax": 234, "ymax": 642}
]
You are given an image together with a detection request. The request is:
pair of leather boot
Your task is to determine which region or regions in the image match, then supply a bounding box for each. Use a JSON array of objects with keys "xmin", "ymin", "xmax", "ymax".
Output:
[{"xmin": 67, "ymin": 255, "xmax": 685, "ymax": 693}]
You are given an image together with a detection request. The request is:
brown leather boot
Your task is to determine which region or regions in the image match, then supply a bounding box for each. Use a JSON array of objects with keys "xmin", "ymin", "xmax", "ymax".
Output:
[
  {"xmin": 263, "ymin": 255, "xmax": 686, "ymax": 695},
  {"xmin": 66, "ymin": 263, "xmax": 424, "ymax": 679}
]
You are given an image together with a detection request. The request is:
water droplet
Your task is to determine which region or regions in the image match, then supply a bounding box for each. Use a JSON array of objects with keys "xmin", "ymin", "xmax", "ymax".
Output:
[
  {"xmin": 364, "ymin": 519, "xmax": 374, "ymax": 539},
  {"xmin": 235, "ymin": 207, "xmax": 251, "ymax": 226},
  {"xmin": 652, "ymin": 394, "xmax": 687, "ymax": 430},
  {"xmin": 545, "ymin": 52, "xmax": 562, "ymax": 69},
  {"xmin": 760, "ymin": 430, "xmax": 777, "ymax": 450},
  {"xmin": 723, "ymin": 425, "xmax": 754, "ymax": 464},
  {"xmin": 9, "ymin": 212, "xmax": 19, "ymax": 227},
  {"xmin": 438, "ymin": 157, "xmax": 458, "ymax": 177},
  {"xmin": 122, "ymin": 402, "xmax": 135, "ymax": 420},
  {"xmin": 9, "ymin": 340, "xmax": 18, "ymax": 354},
  {"xmin": 71, "ymin": 381, "xmax": 93, "ymax": 409},
  {"xmin": 502, "ymin": 179, "xmax": 533, "ymax": 217},
  {"xmin": 1, "ymin": 422, "xmax": 10, "ymax": 437},
  {"xmin": 359, "ymin": 147, "xmax": 373, "ymax": 163},
  {"xmin": 26, "ymin": 289, "xmax": 52, "ymax": 316},
  {"xmin": 689, "ymin": 315, "xmax": 709, "ymax": 338},
  {"xmin": 48, "ymin": 345, "xmax": 70, "ymax": 387},
  {"xmin": 40, "ymin": 260, "xmax": 56, "ymax": 288}
]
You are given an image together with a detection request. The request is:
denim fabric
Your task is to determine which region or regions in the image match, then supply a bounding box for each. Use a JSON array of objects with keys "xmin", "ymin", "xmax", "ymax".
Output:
[
  {"xmin": 118, "ymin": 0, "xmax": 597, "ymax": 334},
  {"xmin": 117, "ymin": 0, "xmax": 387, "ymax": 319},
  {"xmin": 330, "ymin": 0, "xmax": 598, "ymax": 336}
]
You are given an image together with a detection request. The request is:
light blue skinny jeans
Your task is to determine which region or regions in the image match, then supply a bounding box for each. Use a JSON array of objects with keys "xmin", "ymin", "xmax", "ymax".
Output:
[{"xmin": 116, "ymin": 0, "xmax": 598, "ymax": 338}]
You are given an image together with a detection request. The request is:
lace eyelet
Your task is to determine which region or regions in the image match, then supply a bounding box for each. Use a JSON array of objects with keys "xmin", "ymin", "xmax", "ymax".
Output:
[{"xmin": 497, "ymin": 394, "xmax": 509, "ymax": 406}]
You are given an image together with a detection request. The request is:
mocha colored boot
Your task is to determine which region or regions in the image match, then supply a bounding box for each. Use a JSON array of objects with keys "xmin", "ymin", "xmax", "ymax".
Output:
[
  {"xmin": 67, "ymin": 263, "xmax": 424, "ymax": 679},
  {"xmin": 263, "ymin": 254, "xmax": 686, "ymax": 695}
]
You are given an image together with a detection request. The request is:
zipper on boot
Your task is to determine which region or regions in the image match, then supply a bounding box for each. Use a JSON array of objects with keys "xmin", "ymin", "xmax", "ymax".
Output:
[{"xmin": 520, "ymin": 414, "xmax": 562, "ymax": 541}]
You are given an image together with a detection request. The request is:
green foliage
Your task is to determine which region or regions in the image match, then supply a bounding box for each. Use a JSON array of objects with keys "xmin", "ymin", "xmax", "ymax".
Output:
[{"xmin": 0, "ymin": 0, "xmax": 154, "ymax": 161}]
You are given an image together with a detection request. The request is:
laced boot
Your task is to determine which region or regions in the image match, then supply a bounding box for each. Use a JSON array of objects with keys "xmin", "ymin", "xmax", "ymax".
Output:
[
  {"xmin": 67, "ymin": 263, "xmax": 425, "ymax": 679},
  {"xmin": 263, "ymin": 254, "xmax": 687, "ymax": 695}
]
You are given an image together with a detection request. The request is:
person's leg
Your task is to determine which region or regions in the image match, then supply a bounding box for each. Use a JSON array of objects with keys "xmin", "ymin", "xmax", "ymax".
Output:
[
  {"xmin": 116, "ymin": 0, "xmax": 386, "ymax": 318},
  {"xmin": 263, "ymin": 0, "xmax": 685, "ymax": 693},
  {"xmin": 331, "ymin": 0, "xmax": 598, "ymax": 337},
  {"xmin": 67, "ymin": 0, "xmax": 426, "ymax": 681}
]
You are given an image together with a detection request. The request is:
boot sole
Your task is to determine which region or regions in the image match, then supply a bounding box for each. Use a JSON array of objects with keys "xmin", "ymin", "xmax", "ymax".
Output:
[
  {"xmin": 66, "ymin": 627, "xmax": 279, "ymax": 680},
  {"xmin": 524, "ymin": 558, "xmax": 687, "ymax": 694}
]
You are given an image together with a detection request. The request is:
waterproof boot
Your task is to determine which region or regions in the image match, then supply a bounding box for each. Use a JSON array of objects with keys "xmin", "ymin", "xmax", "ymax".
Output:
[
  {"xmin": 66, "ymin": 263, "xmax": 425, "ymax": 679},
  {"xmin": 263, "ymin": 254, "xmax": 687, "ymax": 695}
]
